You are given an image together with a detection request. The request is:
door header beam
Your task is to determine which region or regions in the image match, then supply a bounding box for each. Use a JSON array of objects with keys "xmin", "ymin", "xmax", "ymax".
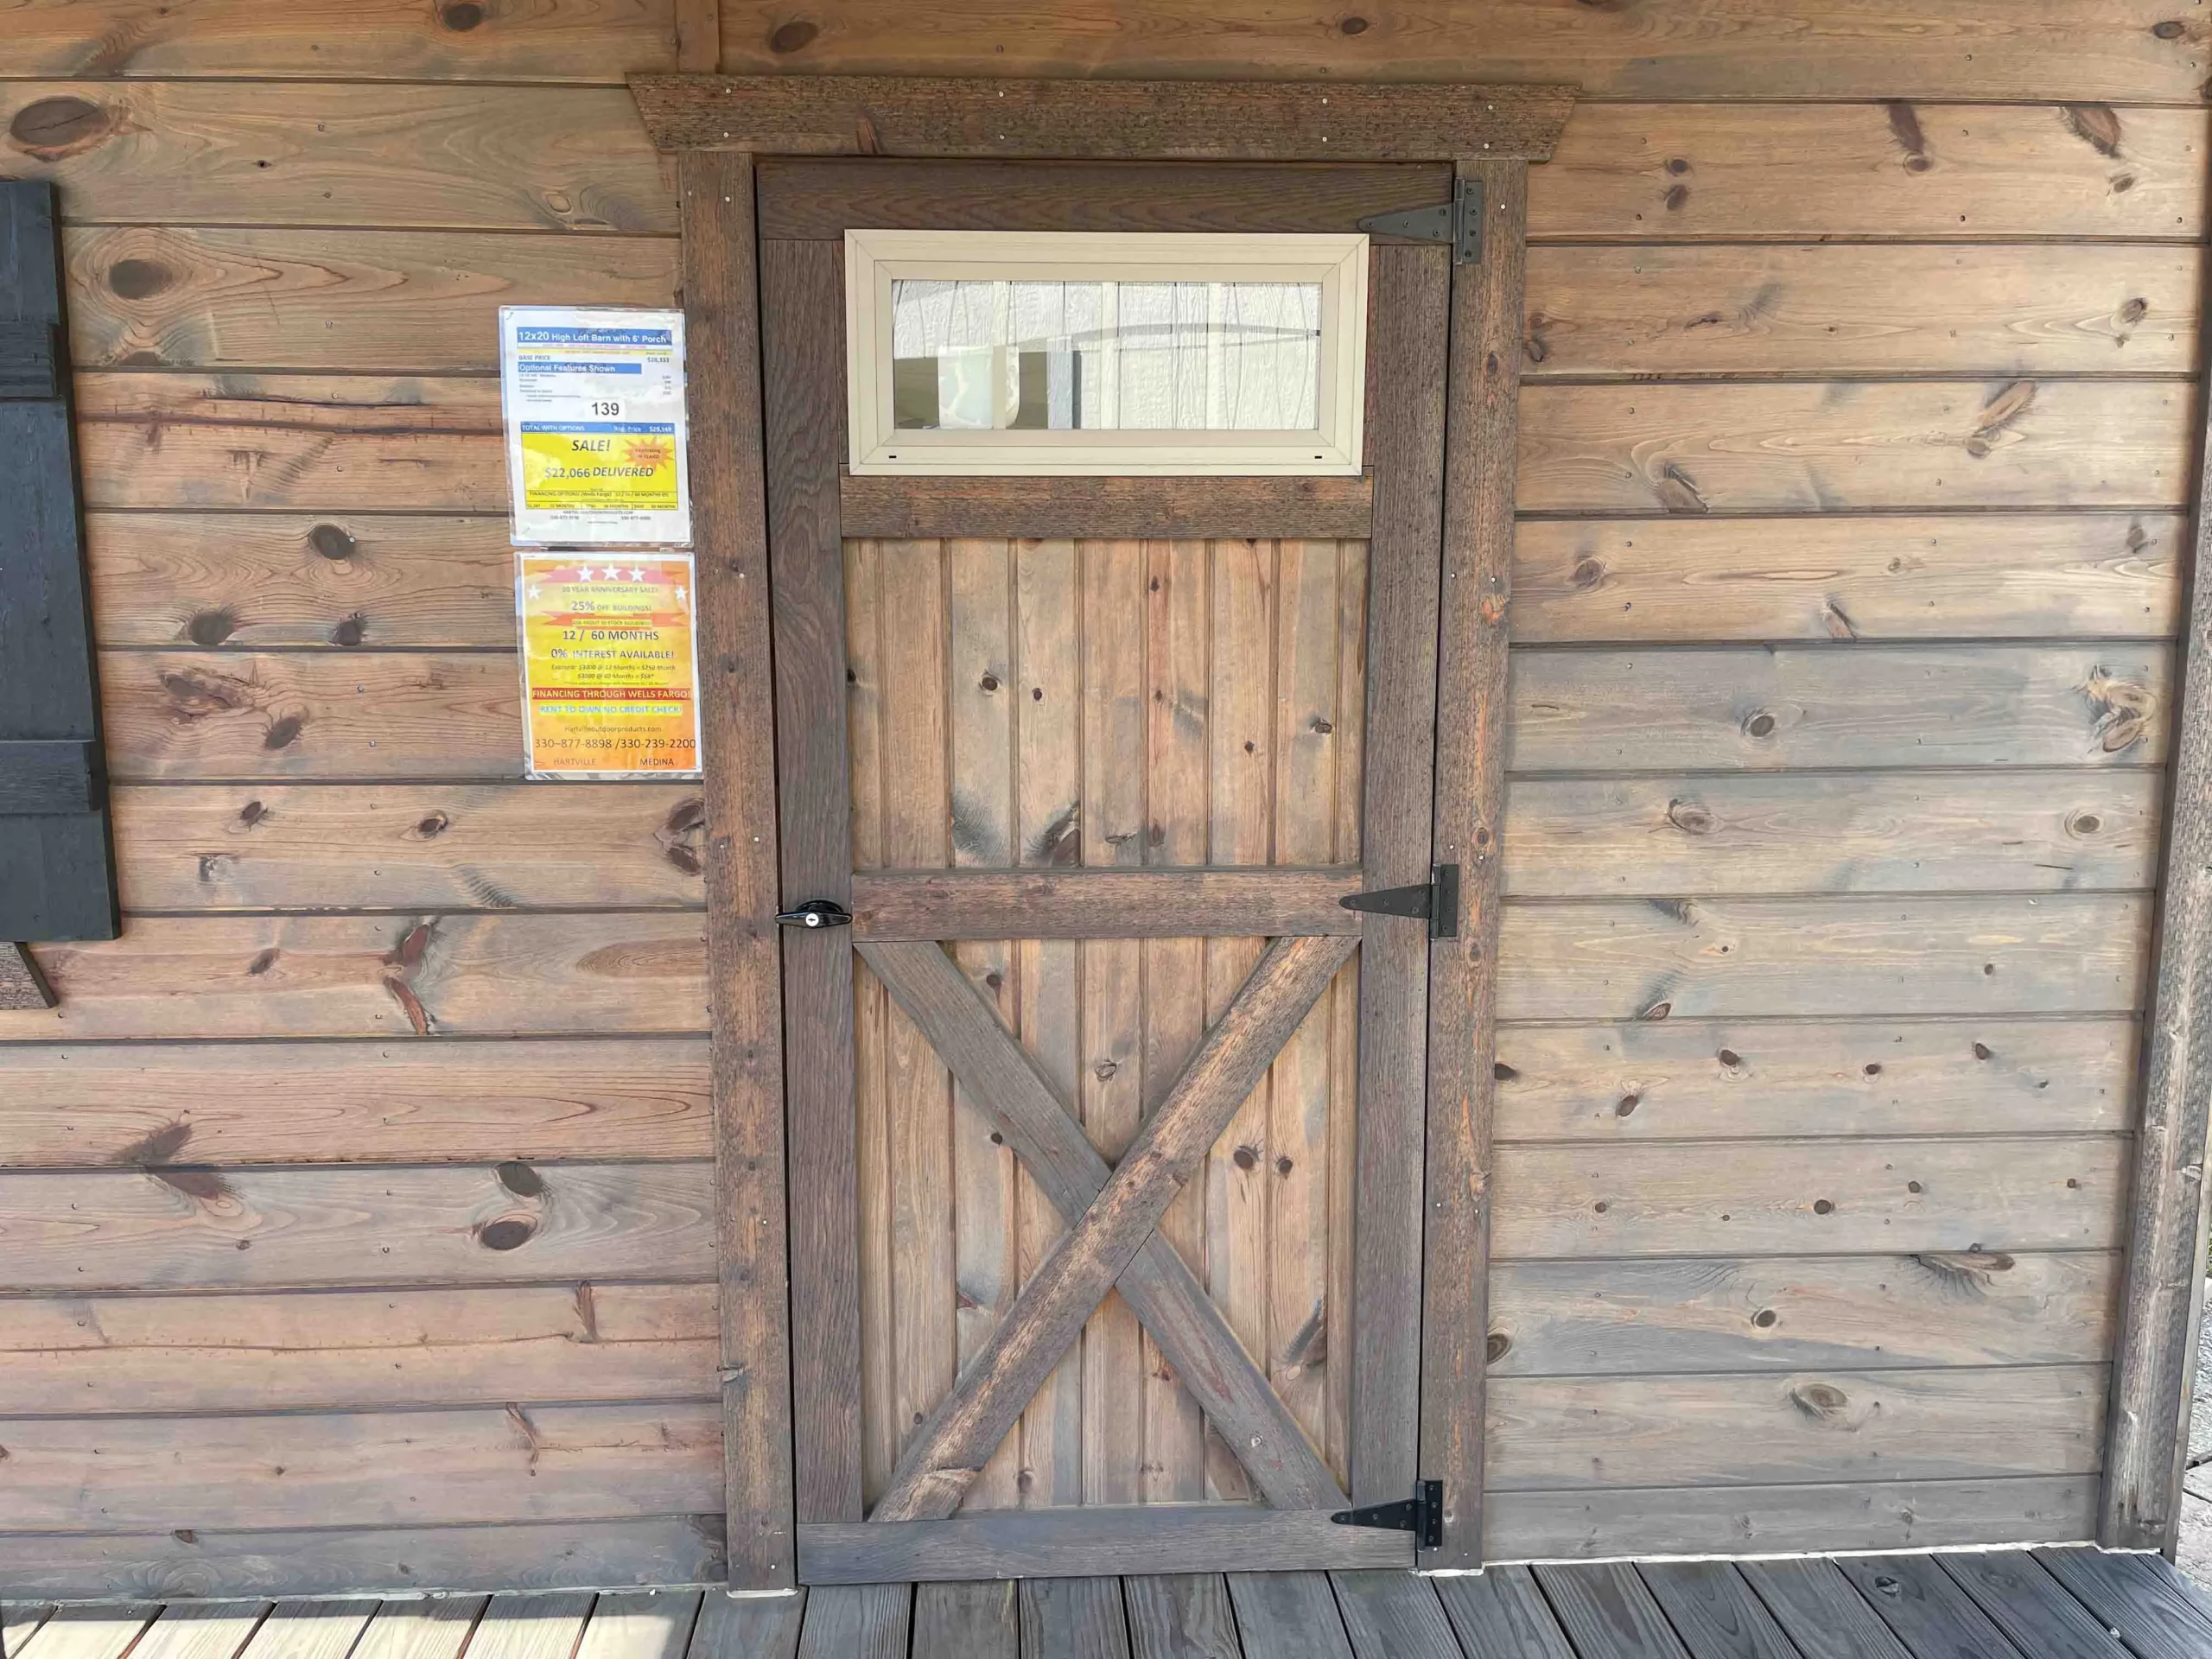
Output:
[{"xmin": 630, "ymin": 73, "xmax": 1577, "ymax": 162}]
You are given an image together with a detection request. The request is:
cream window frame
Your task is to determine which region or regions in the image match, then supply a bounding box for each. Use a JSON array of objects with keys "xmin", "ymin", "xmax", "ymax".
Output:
[{"xmin": 843, "ymin": 229, "xmax": 1369, "ymax": 476}]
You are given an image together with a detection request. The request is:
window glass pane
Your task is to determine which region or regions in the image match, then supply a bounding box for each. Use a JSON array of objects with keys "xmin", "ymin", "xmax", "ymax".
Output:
[{"xmin": 888, "ymin": 277, "xmax": 1321, "ymax": 433}]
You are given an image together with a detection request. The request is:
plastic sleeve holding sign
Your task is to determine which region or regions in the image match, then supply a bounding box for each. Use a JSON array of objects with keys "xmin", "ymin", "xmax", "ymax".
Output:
[
  {"xmin": 499, "ymin": 305, "xmax": 693, "ymax": 548},
  {"xmin": 518, "ymin": 555, "xmax": 703, "ymax": 780}
]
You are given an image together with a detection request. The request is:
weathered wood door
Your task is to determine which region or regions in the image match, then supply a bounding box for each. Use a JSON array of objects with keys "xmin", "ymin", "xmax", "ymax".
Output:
[{"xmin": 752, "ymin": 156, "xmax": 1505, "ymax": 1583}]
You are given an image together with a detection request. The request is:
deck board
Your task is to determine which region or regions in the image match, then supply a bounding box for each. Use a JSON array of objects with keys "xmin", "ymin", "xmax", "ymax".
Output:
[{"xmin": 3, "ymin": 1547, "xmax": 2201, "ymax": 1659}]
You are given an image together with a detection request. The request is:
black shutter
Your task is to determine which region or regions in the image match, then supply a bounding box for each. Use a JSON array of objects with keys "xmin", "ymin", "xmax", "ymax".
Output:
[{"xmin": 0, "ymin": 180, "xmax": 117, "ymax": 946}]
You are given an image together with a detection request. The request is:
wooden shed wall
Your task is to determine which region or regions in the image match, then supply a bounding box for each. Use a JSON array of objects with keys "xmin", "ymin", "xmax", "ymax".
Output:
[{"xmin": 0, "ymin": 0, "xmax": 2196, "ymax": 1593}]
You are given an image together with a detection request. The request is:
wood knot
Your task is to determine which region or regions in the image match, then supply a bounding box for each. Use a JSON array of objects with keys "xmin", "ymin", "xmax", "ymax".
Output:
[
  {"xmin": 1717, "ymin": 1048, "xmax": 1742, "ymax": 1070},
  {"xmin": 1789, "ymin": 1381, "xmax": 1848, "ymax": 1419},
  {"xmin": 1486, "ymin": 1331, "xmax": 1510, "ymax": 1362},
  {"xmin": 769, "ymin": 18, "xmax": 819, "ymax": 52},
  {"xmin": 1570, "ymin": 556, "xmax": 1607, "ymax": 590},
  {"xmin": 1339, "ymin": 14, "xmax": 1370, "ymax": 33},
  {"xmin": 263, "ymin": 715, "xmax": 303, "ymax": 750},
  {"xmin": 1966, "ymin": 379, "xmax": 2036, "ymax": 458},
  {"xmin": 441, "ymin": 1, "xmax": 484, "ymax": 29},
  {"xmin": 308, "ymin": 523, "xmax": 357, "ymax": 560},
  {"xmin": 1615, "ymin": 1093, "xmax": 1639, "ymax": 1117},
  {"xmin": 1743, "ymin": 711, "xmax": 1777, "ymax": 740},
  {"xmin": 2081, "ymin": 669, "xmax": 2153, "ymax": 753},
  {"xmin": 10, "ymin": 95, "xmax": 117, "ymax": 161},
  {"xmin": 237, "ymin": 799, "xmax": 267, "ymax": 827},
  {"xmin": 2061, "ymin": 103, "xmax": 2124, "ymax": 159},
  {"xmin": 477, "ymin": 1217, "xmax": 537, "ymax": 1251},
  {"xmin": 2069, "ymin": 811, "xmax": 2103, "ymax": 836},
  {"xmin": 412, "ymin": 811, "xmax": 449, "ymax": 839},
  {"xmin": 1813, "ymin": 1198, "xmax": 1834, "ymax": 1215},
  {"xmin": 1493, "ymin": 1060, "xmax": 1518, "ymax": 1082},
  {"xmin": 1666, "ymin": 798, "xmax": 1714, "ymax": 836},
  {"xmin": 1885, "ymin": 101, "xmax": 1929, "ymax": 171},
  {"xmin": 2155, "ymin": 18, "xmax": 2190, "ymax": 39},
  {"xmin": 1752, "ymin": 1308, "xmax": 1778, "ymax": 1329},
  {"xmin": 330, "ymin": 611, "xmax": 367, "ymax": 647},
  {"xmin": 1231, "ymin": 1145, "xmax": 1260, "ymax": 1172},
  {"xmin": 187, "ymin": 608, "xmax": 238, "ymax": 647},
  {"xmin": 497, "ymin": 1160, "xmax": 546, "ymax": 1198},
  {"xmin": 108, "ymin": 257, "xmax": 172, "ymax": 299},
  {"xmin": 1973, "ymin": 1041, "xmax": 1993, "ymax": 1060}
]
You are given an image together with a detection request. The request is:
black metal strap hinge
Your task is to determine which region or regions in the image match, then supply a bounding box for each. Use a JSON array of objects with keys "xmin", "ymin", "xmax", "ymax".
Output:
[
  {"xmin": 1339, "ymin": 864, "xmax": 1459, "ymax": 938},
  {"xmin": 1331, "ymin": 1479, "xmax": 1444, "ymax": 1550},
  {"xmin": 1357, "ymin": 176, "xmax": 1484, "ymax": 264},
  {"xmin": 775, "ymin": 899, "xmax": 851, "ymax": 929}
]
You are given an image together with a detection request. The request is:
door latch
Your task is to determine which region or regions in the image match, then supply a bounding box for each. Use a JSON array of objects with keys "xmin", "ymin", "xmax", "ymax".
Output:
[
  {"xmin": 1339, "ymin": 865, "xmax": 1459, "ymax": 938},
  {"xmin": 775, "ymin": 899, "xmax": 852, "ymax": 929},
  {"xmin": 1331, "ymin": 1479, "xmax": 1445, "ymax": 1550},
  {"xmin": 1357, "ymin": 176, "xmax": 1485, "ymax": 264}
]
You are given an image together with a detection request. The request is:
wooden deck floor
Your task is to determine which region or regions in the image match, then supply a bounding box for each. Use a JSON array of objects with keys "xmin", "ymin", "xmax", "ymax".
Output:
[{"xmin": 5, "ymin": 1550, "xmax": 2212, "ymax": 1659}]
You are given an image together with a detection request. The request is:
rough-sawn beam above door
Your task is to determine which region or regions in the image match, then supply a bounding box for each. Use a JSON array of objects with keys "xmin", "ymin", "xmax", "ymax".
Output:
[{"xmin": 631, "ymin": 74, "xmax": 1578, "ymax": 162}]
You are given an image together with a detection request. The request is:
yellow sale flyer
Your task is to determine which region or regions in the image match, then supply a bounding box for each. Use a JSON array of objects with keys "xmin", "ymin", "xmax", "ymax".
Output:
[{"xmin": 518, "ymin": 555, "xmax": 702, "ymax": 779}]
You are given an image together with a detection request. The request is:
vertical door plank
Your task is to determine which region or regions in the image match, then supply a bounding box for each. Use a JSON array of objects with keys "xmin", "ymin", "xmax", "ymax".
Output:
[
  {"xmin": 1205, "ymin": 532, "xmax": 1276, "ymax": 1502},
  {"xmin": 1081, "ymin": 536, "xmax": 1151, "ymax": 1506},
  {"xmin": 760, "ymin": 232, "xmax": 861, "ymax": 1534},
  {"xmin": 1737, "ymin": 1560, "xmax": 1910, "ymax": 1659},
  {"xmin": 1637, "ymin": 1563, "xmax": 1797, "ymax": 1659},
  {"xmin": 1937, "ymin": 1552, "xmax": 2131, "ymax": 1659},
  {"xmin": 946, "ymin": 533, "xmax": 1021, "ymax": 1512},
  {"xmin": 1016, "ymin": 533, "xmax": 1087, "ymax": 1508},
  {"xmin": 912, "ymin": 1583, "xmax": 1017, "ymax": 1659},
  {"xmin": 1532, "ymin": 1564, "xmax": 1692, "ymax": 1659},
  {"xmin": 844, "ymin": 538, "xmax": 900, "ymax": 1506},
  {"xmin": 1226, "ymin": 1573, "xmax": 1351, "ymax": 1659},
  {"xmin": 682, "ymin": 149, "xmax": 798, "ymax": 1588},
  {"xmin": 1831, "ymin": 1554, "xmax": 2030, "ymax": 1659},
  {"xmin": 349, "ymin": 1599, "xmax": 487, "ymax": 1659},
  {"xmin": 2101, "ymin": 181, "xmax": 2212, "ymax": 1546},
  {"xmin": 1325, "ymin": 538, "xmax": 1370, "ymax": 1484},
  {"xmin": 796, "ymin": 1586, "xmax": 909, "ymax": 1659},
  {"xmin": 1124, "ymin": 1575, "xmax": 1241, "ymax": 1659},
  {"xmin": 1421, "ymin": 157, "xmax": 1529, "ymax": 1568},
  {"xmin": 1350, "ymin": 242, "xmax": 1450, "ymax": 1506},
  {"xmin": 876, "ymin": 535, "xmax": 957, "ymax": 1479},
  {"xmin": 1271, "ymin": 536, "xmax": 1347, "ymax": 1454},
  {"xmin": 1143, "ymin": 534, "xmax": 1211, "ymax": 1503},
  {"xmin": 1434, "ymin": 1565, "xmax": 1576, "ymax": 1659},
  {"xmin": 1020, "ymin": 1580, "xmax": 1131, "ymax": 1659},
  {"xmin": 688, "ymin": 1592, "xmax": 804, "ymax": 1659},
  {"xmin": 1327, "ymin": 1573, "xmax": 1460, "ymax": 1659}
]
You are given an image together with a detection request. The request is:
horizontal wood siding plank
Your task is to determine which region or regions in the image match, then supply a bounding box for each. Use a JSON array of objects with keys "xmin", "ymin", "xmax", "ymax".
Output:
[
  {"xmin": 98, "ymin": 643, "xmax": 2173, "ymax": 781},
  {"xmin": 0, "ymin": 85, "xmax": 675, "ymax": 232},
  {"xmin": 5, "ymin": 93, "xmax": 2200, "ymax": 241},
  {"xmin": 1523, "ymin": 244, "xmax": 2202, "ymax": 376},
  {"xmin": 64, "ymin": 228, "xmax": 677, "ymax": 372},
  {"xmin": 1497, "ymin": 893, "xmax": 2150, "ymax": 1021},
  {"xmin": 77, "ymin": 374, "xmax": 504, "ymax": 512},
  {"xmin": 0, "ymin": 1284, "xmax": 716, "ymax": 1414},
  {"xmin": 86, "ymin": 513, "xmax": 517, "ymax": 649},
  {"xmin": 9, "ymin": 0, "xmax": 679, "ymax": 80},
  {"xmin": 1487, "ymin": 1364, "xmax": 2107, "ymax": 1490},
  {"xmin": 0, "ymin": 913, "xmax": 707, "ymax": 1040},
  {"xmin": 1486, "ymin": 1477, "xmax": 2096, "ymax": 1562},
  {"xmin": 0, "ymin": 1517, "xmax": 724, "ymax": 1601},
  {"xmin": 1503, "ymin": 770, "xmax": 2159, "ymax": 896},
  {"xmin": 715, "ymin": 7, "xmax": 2205, "ymax": 104},
  {"xmin": 111, "ymin": 785, "xmax": 706, "ymax": 910},
  {"xmin": 0, "ymin": 1403, "xmax": 721, "ymax": 1530},
  {"xmin": 1508, "ymin": 645, "xmax": 2171, "ymax": 772},
  {"xmin": 0, "ymin": 1039, "xmax": 710, "ymax": 1164},
  {"xmin": 1535, "ymin": 105, "xmax": 2207, "ymax": 239},
  {"xmin": 1489, "ymin": 1253, "xmax": 2120, "ymax": 1376},
  {"xmin": 1513, "ymin": 514, "xmax": 2183, "ymax": 644},
  {"xmin": 1493, "ymin": 1135, "xmax": 2126, "ymax": 1256},
  {"xmin": 1518, "ymin": 381, "xmax": 2193, "ymax": 513},
  {"xmin": 1493, "ymin": 1018, "xmax": 2138, "ymax": 1141},
  {"xmin": 100, "ymin": 652, "xmax": 522, "ymax": 781},
  {"xmin": 0, "ymin": 896, "xmax": 2145, "ymax": 1040},
  {"xmin": 100, "ymin": 510, "xmax": 2177, "ymax": 652},
  {"xmin": 0, "ymin": 1163, "xmax": 715, "ymax": 1290},
  {"xmin": 849, "ymin": 868, "xmax": 1362, "ymax": 938}
]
